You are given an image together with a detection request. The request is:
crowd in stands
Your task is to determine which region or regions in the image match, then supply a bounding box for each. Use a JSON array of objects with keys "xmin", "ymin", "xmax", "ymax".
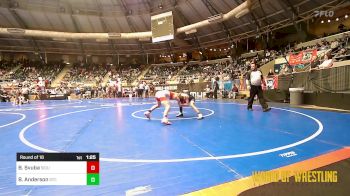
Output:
[
  {"xmin": 0, "ymin": 60, "xmax": 18, "ymax": 79},
  {"xmin": 177, "ymin": 63, "xmax": 216, "ymax": 84},
  {"xmin": 175, "ymin": 53, "xmax": 274, "ymax": 85},
  {"xmin": 109, "ymin": 64, "xmax": 142, "ymax": 84},
  {"xmin": 61, "ymin": 63, "xmax": 110, "ymax": 87},
  {"xmin": 276, "ymin": 32, "xmax": 350, "ymax": 74},
  {"xmin": 1, "ymin": 30, "xmax": 350, "ymax": 102},
  {"xmin": 13, "ymin": 61, "xmax": 65, "ymax": 85},
  {"xmin": 1, "ymin": 59, "xmax": 65, "ymax": 90},
  {"xmin": 142, "ymin": 65, "xmax": 181, "ymax": 85}
]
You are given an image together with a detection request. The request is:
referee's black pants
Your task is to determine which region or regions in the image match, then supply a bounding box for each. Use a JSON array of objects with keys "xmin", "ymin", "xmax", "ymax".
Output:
[{"xmin": 247, "ymin": 85, "xmax": 268, "ymax": 109}]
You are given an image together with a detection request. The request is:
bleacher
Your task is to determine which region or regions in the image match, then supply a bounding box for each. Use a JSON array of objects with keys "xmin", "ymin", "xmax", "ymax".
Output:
[
  {"xmin": 141, "ymin": 63, "xmax": 183, "ymax": 85},
  {"xmin": 296, "ymin": 31, "xmax": 350, "ymax": 49},
  {"xmin": 13, "ymin": 61, "xmax": 65, "ymax": 83},
  {"xmin": 1, "ymin": 30, "xmax": 350, "ymax": 102},
  {"xmin": 111, "ymin": 64, "xmax": 142, "ymax": 85},
  {"xmin": 61, "ymin": 63, "xmax": 110, "ymax": 87}
]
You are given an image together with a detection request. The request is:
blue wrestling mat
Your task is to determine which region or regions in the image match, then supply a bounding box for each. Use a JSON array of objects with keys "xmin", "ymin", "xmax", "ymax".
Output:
[{"xmin": 0, "ymin": 98, "xmax": 349, "ymax": 195}]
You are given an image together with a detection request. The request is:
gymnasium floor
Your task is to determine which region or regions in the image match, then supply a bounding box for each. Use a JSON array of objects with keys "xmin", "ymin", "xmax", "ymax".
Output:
[{"xmin": 0, "ymin": 98, "xmax": 349, "ymax": 195}]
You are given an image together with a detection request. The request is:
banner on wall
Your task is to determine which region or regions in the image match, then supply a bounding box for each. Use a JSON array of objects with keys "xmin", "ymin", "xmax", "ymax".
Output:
[
  {"xmin": 288, "ymin": 52, "xmax": 304, "ymax": 65},
  {"xmin": 266, "ymin": 76, "xmax": 278, "ymax": 89},
  {"xmin": 273, "ymin": 75, "xmax": 278, "ymax": 89},
  {"xmin": 301, "ymin": 49, "xmax": 318, "ymax": 64},
  {"xmin": 266, "ymin": 78, "xmax": 274, "ymax": 89},
  {"xmin": 288, "ymin": 49, "xmax": 317, "ymax": 65}
]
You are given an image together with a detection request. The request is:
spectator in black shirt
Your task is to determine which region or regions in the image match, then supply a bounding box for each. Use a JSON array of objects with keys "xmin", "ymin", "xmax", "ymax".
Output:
[
  {"xmin": 0, "ymin": 86, "xmax": 10, "ymax": 102},
  {"xmin": 213, "ymin": 77, "xmax": 219, "ymax": 99},
  {"xmin": 338, "ymin": 23, "xmax": 345, "ymax": 32}
]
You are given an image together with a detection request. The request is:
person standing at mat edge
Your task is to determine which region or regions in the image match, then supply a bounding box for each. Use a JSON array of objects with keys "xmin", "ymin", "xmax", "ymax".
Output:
[
  {"xmin": 213, "ymin": 77, "xmax": 219, "ymax": 99},
  {"xmin": 246, "ymin": 61, "xmax": 271, "ymax": 112}
]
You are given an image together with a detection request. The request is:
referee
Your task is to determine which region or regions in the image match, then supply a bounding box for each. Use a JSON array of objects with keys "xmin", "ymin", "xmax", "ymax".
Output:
[{"xmin": 246, "ymin": 61, "xmax": 271, "ymax": 112}]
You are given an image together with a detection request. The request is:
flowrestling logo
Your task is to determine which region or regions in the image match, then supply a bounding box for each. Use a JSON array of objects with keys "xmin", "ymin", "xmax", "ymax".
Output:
[{"xmin": 314, "ymin": 10, "xmax": 334, "ymax": 18}]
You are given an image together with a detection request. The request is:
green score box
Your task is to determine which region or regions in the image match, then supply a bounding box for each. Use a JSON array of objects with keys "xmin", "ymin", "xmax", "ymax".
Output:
[{"xmin": 87, "ymin": 174, "xmax": 99, "ymax": 185}]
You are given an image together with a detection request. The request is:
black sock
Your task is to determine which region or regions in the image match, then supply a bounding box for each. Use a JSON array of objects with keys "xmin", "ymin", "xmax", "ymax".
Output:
[{"xmin": 179, "ymin": 107, "xmax": 183, "ymax": 114}]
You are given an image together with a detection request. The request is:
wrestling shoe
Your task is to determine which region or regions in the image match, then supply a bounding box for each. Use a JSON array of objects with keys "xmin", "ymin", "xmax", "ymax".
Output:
[
  {"xmin": 263, "ymin": 108, "xmax": 271, "ymax": 112},
  {"xmin": 197, "ymin": 113, "xmax": 203, "ymax": 120},
  {"xmin": 144, "ymin": 111, "xmax": 151, "ymax": 119},
  {"xmin": 176, "ymin": 113, "xmax": 184, "ymax": 117},
  {"xmin": 161, "ymin": 117, "xmax": 172, "ymax": 125}
]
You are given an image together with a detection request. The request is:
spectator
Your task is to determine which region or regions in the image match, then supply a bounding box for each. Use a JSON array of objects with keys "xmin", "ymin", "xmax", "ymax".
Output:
[
  {"xmin": 0, "ymin": 86, "xmax": 11, "ymax": 102},
  {"xmin": 335, "ymin": 48, "xmax": 350, "ymax": 61},
  {"xmin": 144, "ymin": 83, "xmax": 150, "ymax": 98},
  {"xmin": 239, "ymin": 73, "xmax": 245, "ymax": 90},
  {"xmin": 21, "ymin": 85, "xmax": 30, "ymax": 103},
  {"xmin": 205, "ymin": 84, "xmax": 212, "ymax": 98},
  {"xmin": 117, "ymin": 78, "xmax": 122, "ymax": 97},
  {"xmin": 267, "ymin": 69, "xmax": 274, "ymax": 77},
  {"xmin": 279, "ymin": 64, "xmax": 292, "ymax": 75},
  {"xmin": 338, "ymin": 23, "xmax": 345, "ymax": 32},
  {"xmin": 213, "ymin": 77, "xmax": 219, "ymax": 99},
  {"xmin": 230, "ymin": 84, "xmax": 239, "ymax": 99},
  {"xmin": 138, "ymin": 81, "xmax": 144, "ymax": 98},
  {"xmin": 318, "ymin": 53, "xmax": 333, "ymax": 69}
]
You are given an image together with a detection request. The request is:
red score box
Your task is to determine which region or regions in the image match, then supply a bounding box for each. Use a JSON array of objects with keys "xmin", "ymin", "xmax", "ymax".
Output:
[{"xmin": 87, "ymin": 161, "xmax": 99, "ymax": 174}]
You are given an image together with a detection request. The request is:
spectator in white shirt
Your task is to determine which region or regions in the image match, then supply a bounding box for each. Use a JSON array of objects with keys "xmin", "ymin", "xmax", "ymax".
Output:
[
  {"xmin": 138, "ymin": 82, "xmax": 145, "ymax": 98},
  {"xmin": 144, "ymin": 83, "xmax": 150, "ymax": 98},
  {"xmin": 318, "ymin": 53, "xmax": 333, "ymax": 69}
]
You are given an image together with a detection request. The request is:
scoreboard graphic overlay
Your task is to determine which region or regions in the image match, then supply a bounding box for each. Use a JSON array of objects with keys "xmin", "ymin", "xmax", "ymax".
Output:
[{"xmin": 16, "ymin": 153, "xmax": 99, "ymax": 186}]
